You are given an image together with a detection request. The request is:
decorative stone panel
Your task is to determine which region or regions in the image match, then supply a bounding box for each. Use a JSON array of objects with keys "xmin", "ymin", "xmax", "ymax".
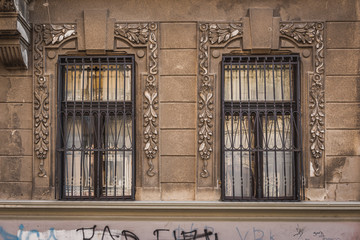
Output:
[
  {"xmin": 197, "ymin": 19, "xmax": 326, "ymax": 187},
  {"xmin": 33, "ymin": 19, "xmax": 160, "ymax": 181},
  {"xmin": 197, "ymin": 23, "xmax": 243, "ymax": 178},
  {"xmin": 280, "ymin": 22, "xmax": 325, "ymax": 178}
]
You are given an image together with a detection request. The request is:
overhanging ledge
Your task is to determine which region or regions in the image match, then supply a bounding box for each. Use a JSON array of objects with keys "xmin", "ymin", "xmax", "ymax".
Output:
[{"xmin": 0, "ymin": 201, "xmax": 359, "ymax": 221}]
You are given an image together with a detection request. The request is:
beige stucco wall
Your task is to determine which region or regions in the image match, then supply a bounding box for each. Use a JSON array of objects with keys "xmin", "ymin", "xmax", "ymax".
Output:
[{"xmin": 0, "ymin": 0, "xmax": 359, "ymax": 201}]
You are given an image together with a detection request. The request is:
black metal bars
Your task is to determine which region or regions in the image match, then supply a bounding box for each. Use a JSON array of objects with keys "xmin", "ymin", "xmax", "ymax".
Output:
[
  {"xmin": 221, "ymin": 55, "xmax": 303, "ymax": 201},
  {"xmin": 56, "ymin": 56, "xmax": 135, "ymax": 200}
]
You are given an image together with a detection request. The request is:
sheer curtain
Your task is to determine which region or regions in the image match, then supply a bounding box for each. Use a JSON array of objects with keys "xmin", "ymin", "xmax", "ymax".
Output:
[
  {"xmin": 103, "ymin": 115, "xmax": 133, "ymax": 196},
  {"xmin": 65, "ymin": 64, "xmax": 132, "ymax": 101},
  {"xmin": 224, "ymin": 63, "xmax": 294, "ymax": 198},
  {"xmin": 262, "ymin": 115, "xmax": 293, "ymax": 197},
  {"xmin": 63, "ymin": 62, "xmax": 133, "ymax": 197},
  {"xmin": 64, "ymin": 116, "xmax": 94, "ymax": 197},
  {"xmin": 224, "ymin": 64, "xmax": 292, "ymax": 101}
]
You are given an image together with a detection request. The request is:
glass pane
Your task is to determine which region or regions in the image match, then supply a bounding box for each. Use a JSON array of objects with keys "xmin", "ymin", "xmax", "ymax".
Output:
[
  {"xmin": 225, "ymin": 151, "xmax": 251, "ymax": 198},
  {"xmin": 64, "ymin": 116, "xmax": 95, "ymax": 197},
  {"xmin": 224, "ymin": 114, "xmax": 252, "ymax": 150},
  {"xmin": 103, "ymin": 114, "xmax": 133, "ymax": 197},
  {"xmin": 262, "ymin": 115, "xmax": 293, "ymax": 198},
  {"xmin": 105, "ymin": 115, "xmax": 132, "ymax": 149},
  {"xmin": 64, "ymin": 64, "xmax": 132, "ymax": 101},
  {"xmin": 102, "ymin": 151, "xmax": 132, "ymax": 197},
  {"xmin": 224, "ymin": 115, "xmax": 255, "ymax": 198},
  {"xmin": 224, "ymin": 64, "xmax": 292, "ymax": 101}
]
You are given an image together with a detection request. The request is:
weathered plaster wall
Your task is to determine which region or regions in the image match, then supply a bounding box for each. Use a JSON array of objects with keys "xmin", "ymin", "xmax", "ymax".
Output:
[
  {"xmin": 0, "ymin": 0, "xmax": 359, "ymax": 201},
  {"xmin": 324, "ymin": 21, "xmax": 360, "ymax": 201},
  {"xmin": 0, "ymin": 66, "xmax": 33, "ymax": 199},
  {"xmin": 0, "ymin": 220, "xmax": 359, "ymax": 240},
  {"xmin": 29, "ymin": 0, "xmax": 360, "ymax": 22}
]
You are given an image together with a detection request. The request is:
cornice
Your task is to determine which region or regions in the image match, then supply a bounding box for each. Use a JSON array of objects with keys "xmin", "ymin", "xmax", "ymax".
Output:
[{"xmin": 0, "ymin": 201, "xmax": 359, "ymax": 221}]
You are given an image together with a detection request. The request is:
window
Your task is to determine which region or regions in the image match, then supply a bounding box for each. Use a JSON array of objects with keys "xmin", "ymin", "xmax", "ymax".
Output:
[
  {"xmin": 221, "ymin": 55, "xmax": 303, "ymax": 201},
  {"xmin": 56, "ymin": 56, "xmax": 135, "ymax": 200}
]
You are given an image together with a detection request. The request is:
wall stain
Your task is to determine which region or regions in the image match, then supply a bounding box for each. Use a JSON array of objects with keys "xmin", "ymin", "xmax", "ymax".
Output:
[{"xmin": 325, "ymin": 157, "xmax": 346, "ymax": 183}]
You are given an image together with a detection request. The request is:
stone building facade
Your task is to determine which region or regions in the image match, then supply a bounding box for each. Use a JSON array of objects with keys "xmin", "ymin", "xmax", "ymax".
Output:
[{"xmin": 0, "ymin": 0, "xmax": 359, "ymax": 239}]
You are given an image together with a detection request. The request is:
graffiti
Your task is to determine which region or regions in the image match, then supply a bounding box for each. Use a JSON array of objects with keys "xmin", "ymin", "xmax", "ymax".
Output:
[
  {"xmin": 313, "ymin": 231, "xmax": 325, "ymax": 238},
  {"xmin": 0, "ymin": 223, "xmax": 354, "ymax": 240},
  {"xmin": 0, "ymin": 225, "xmax": 57, "ymax": 240},
  {"xmin": 236, "ymin": 227, "xmax": 274, "ymax": 240},
  {"xmin": 76, "ymin": 226, "xmax": 96, "ymax": 240},
  {"xmin": 293, "ymin": 225, "xmax": 305, "ymax": 239}
]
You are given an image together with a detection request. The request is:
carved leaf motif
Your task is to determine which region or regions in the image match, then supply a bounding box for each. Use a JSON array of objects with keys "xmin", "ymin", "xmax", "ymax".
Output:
[
  {"xmin": 198, "ymin": 22, "xmax": 242, "ymax": 177},
  {"xmin": 310, "ymin": 89, "xmax": 325, "ymax": 161},
  {"xmin": 208, "ymin": 23, "xmax": 242, "ymax": 44},
  {"xmin": 143, "ymin": 85, "xmax": 158, "ymax": 176},
  {"xmin": 114, "ymin": 23, "xmax": 149, "ymax": 44},
  {"xmin": 280, "ymin": 23, "xmax": 316, "ymax": 44},
  {"xmin": 43, "ymin": 24, "xmax": 76, "ymax": 45},
  {"xmin": 0, "ymin": 0, "xmax": 16, "ymax": 12},
  {"xmin": 198, "ymin": 88, "xmax": 213, "ymax": 162},
  {"xmin": 280, "ymin": 22, "xmax": 325, "ymax": 176},
  {"xmin": 34, "ymin": 76, "xmax": 49, "ymax": 177}
]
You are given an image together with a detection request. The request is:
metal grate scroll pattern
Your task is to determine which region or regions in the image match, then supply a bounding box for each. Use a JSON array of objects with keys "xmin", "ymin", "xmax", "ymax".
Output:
[
  {"xmin": 221, "ymin": 55, "xmax": 303, "ymax": 201},
  {"xmin": 56, "ymin": 56, "xmax": 135, "ymax": 200}
]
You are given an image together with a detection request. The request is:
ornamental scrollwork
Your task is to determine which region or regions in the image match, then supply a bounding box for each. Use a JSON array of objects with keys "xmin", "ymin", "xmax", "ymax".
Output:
[
  {"xmin": 33, "ymin": 24, "xmax": 48, "ymax": 177},
  {"xmin": 0, "ymin": 0, "xmax": 16, "ymax": 12},
  {"xmin": 310, "ymin": 89, "xmax": 324, "ymax": 176},
  {"xmin": 280, "ymin": 23, "xmax": 316, "ymax": 44},
  {"xmin": 208, "ymin": 23, "xmax": 243, "ymax": 44},
  {"xmin": 34, "ymin": 76, "xmax": 49, "ymax": 178},
  {"xmin": 280, "ymin": 22, "xmax": 325, "ymax": 176},
  {"xmin": 114, "ymin": 22, "xmax": 159, "ymax": 177},
  {"xmin": 198, "ymin": 23, "xmax": 243, "ymax": 178},
  {"xmin": 43, "ymin": 24, "xmax": 76, "ymax": 45},
  {"xmin": 33, "ymin": 24, "xmax": 77, "ymax": 177},
  {"xmin": 114, "ymin": 23, "xmax": 149, "ymax": 44}
]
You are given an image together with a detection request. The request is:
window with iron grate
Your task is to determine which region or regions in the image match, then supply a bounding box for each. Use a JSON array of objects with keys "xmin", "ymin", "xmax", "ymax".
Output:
[
  {"xmin": 56, "ymin": 56, "xmax": 135, "ymax": 200},
  {"xmin": 221, "ymin": 55, "xmax": 303, "ymax": 201}
]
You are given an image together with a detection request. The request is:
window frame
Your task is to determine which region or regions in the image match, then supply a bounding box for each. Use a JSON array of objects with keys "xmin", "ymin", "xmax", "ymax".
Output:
[
  {"xmin": 220, "ymin": 54, "xmax": 303, "ymax": 201},
  {"xmin": 56, "ymin": 56, "xmax": 136, "ymax": 200}
]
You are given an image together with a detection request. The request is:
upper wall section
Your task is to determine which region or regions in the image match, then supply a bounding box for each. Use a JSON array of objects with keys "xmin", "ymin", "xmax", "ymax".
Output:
[{"xmin": 29, "ymin": 0, "xmax": 360, "ymax": 23}]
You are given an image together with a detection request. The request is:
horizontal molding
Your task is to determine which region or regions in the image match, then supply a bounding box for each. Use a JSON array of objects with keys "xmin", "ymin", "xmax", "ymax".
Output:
[
  {"xmin": 326, "ymin": 48, "xmax": 360, "ymax": 50},
  {"xmin": 160, "ymin": 128, "xmax": 196, "ymax": 130},
  {"xmin": 159, "ymin": 74, "xmax": 197, "ymax": 77},
  {"xmin": 0, "ymin": 201, "xmax": 359, "ymax": 221},
  {"xmin": 159, "ymin": 101, "xmax": 197, "ymax": 103},
  {"xmin": 326, "ymin": 101, "xmax": 360, "ymax": 104},
  {"xmin": 325, "ymin": 74, "xmax": 360, "ymax": 77},
  {"xmin": 160, "ymin": 47, "xmax": 197, "ymax": 50},
  {"xmin": 326, "ymin": 128, "xmax": 360, "ymax": 130},
  {"xmin": 325, "ymin": 155, "xmax": 360, "ymax": 157}
]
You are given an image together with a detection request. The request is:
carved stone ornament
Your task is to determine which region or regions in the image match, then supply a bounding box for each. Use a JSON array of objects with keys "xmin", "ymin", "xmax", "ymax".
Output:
[
  {"xmin": 33, "ymin": 24, "xmax": 77, "ymax": 177},
  {"xmin": 115, "ymin": 22, "xmax": 159, "ymax": 177},
  {"xmin": 280, "ymin": 22, "xmax": 325, "ymax": 177},
  {"xmin": 198, "ymin": 23, "xmax": 243, "ymax": 178},
  {"xmin": 43, "ymin": 24, "xmax": 76, "ymax": 45},
  {"xmin": 114, "ymin": 23, "xmax": 149, "ymax": 44},
  {"xmin": 0, "ymin": 0, "xmax": 16, "ymax": 12},
  {"xmin": 280, "ymin": 23, "xmax": 316, "ymax": 44}
]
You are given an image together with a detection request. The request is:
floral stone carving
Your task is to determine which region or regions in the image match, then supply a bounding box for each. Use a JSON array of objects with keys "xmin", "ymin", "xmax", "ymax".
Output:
[
  {"xmin": 198, "ymin": 23, "xmax": 243, "ymax": 178},
  {"xmin": 115, "ymin": 22, "xmax": 159, "ymax": 177},
  {"xmin": 280, "ymin": 22, "xmax": 325, "ymax": 177},
  {"xmin": 33, "ymin": 24, "xmax": 77, "ymax": 177}
]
